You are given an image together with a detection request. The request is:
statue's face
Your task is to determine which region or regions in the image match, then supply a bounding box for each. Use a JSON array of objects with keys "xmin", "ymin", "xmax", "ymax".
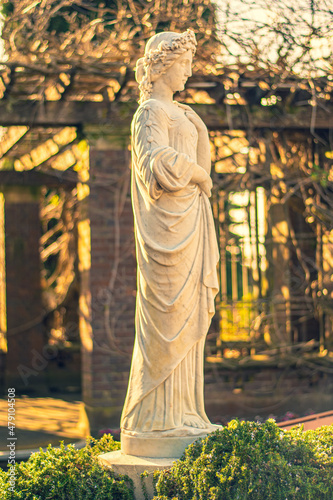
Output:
[{"xmin": 158, "ymin": 49, "xmax": 193, "ymax": 93}]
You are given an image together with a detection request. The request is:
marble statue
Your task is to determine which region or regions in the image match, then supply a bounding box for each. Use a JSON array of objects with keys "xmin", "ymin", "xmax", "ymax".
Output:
[{"xmin": 120, "ymin": 29, "xmax": 220, "ymax": 458}]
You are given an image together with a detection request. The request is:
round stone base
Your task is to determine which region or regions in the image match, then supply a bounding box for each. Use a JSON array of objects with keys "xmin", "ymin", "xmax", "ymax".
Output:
[
  {"xmin": 98, "ymin": 450, "xmax": 176, "ymax": 500},
  {"xmin": 121, "ymin": 432, "xmax": 207, "ymax": 458}
]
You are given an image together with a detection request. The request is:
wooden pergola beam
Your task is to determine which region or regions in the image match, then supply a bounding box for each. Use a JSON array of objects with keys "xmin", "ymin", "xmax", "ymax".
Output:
[
  {"xmin": 0, "ymin": 170, "xmax": 77, "ymax": 189},
  {"xmin": 0, "ymin": 100, "xmax": 332, "ymax": 131},
  {"xmin": 0, "ymin": 101, "xmax": 136, "ymax": 129}
]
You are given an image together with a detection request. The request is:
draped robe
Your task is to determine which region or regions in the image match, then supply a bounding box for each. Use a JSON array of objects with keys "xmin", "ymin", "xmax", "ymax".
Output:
[{"xmin": 121, "ymin": 98, "xmax": 219, "ymax": 437}]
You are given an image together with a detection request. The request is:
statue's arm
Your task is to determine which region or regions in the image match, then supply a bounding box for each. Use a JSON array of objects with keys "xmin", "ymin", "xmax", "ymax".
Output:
[
  {"xmin": 177, "ymin": 104, "xmax": 211, "ymax": 175},
  {"xmin": 196, "ymin": 129, "xmax": 211, "ymax": 175},
  {"xmin": 133, "ymin": 103, "xmax": 211, "ymax": 196}
]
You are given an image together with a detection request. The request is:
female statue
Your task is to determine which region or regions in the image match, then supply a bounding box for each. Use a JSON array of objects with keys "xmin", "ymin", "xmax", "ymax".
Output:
[{"xmin": 121, "ymin": 30, "xmax": 220, "ymax": 457}]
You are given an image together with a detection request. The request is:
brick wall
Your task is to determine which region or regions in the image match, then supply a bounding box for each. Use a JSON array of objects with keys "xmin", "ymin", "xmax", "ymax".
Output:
[
  {"xmin": 79, "ymin": 141, "xmax": 137, "ymax": 433},
  {"xmin": 4, "ymin": 187, "xmax": 46, "ymax": 391},
  {"xmin": 204, "ymin": 362, "xmax": 333, "ymax": 422}
]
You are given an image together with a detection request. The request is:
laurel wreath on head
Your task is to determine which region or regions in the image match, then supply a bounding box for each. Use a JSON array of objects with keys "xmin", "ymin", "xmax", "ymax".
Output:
[{"xmin": 137, "ymin": 29, "xmax": 197, "ymax": 103}]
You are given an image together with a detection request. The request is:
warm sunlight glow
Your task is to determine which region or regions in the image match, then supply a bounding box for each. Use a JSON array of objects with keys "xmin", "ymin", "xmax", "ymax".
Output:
[{"xmin": 0, "ymin": 397, "xmax": 84, "ymax": 451}]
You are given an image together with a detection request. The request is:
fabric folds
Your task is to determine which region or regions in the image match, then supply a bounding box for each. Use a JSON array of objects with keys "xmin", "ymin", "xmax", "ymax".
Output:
[{"xmin": 121, "ymin": 99, "xmax": 219, "ymax": 435}]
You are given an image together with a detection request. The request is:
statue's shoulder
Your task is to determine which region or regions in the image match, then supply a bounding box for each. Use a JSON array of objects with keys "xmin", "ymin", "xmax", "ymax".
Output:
[
  {"xmin": 174, "ymin": 102, "xmax": 192, "ymax": 112},
  {"xmin": 136, "ymin": 99, "xmax": 170, "ymax": 118}
]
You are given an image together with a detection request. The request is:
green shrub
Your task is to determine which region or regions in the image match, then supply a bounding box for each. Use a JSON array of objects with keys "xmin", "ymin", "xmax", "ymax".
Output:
[
  {"xmin": 0, "ymin": 434, "xmax": 134, "ymax": 500},
  {"xmin": 2, "ymin": 422, "xmax": 332, "ymax": 499},
  {"xmin": 154, "ymin": 420, "xmax": 333, "ymax": 500}
]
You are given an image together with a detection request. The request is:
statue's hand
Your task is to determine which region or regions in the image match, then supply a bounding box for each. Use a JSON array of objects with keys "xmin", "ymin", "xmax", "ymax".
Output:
[
  {"xmin": 199, "ymin": 177, "xmax": 213, "ymax": 198},
  {"xmin": 191, "ymin": 164, "xmax": 212, "ymax": 197}
]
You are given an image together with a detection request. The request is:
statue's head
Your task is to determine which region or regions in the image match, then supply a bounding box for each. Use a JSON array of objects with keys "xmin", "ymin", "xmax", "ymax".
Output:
[{"xmin": 135, "ymin": 30, "xmax": 197, "ymax": 104}]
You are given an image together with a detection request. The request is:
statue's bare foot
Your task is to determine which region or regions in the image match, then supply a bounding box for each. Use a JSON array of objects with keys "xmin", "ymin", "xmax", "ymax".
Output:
[{"xmin": 184, "ymin": 415, "xmax": 206, "ymax": 429}]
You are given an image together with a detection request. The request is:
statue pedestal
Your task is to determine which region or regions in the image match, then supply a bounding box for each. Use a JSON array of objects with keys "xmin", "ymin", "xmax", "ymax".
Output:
[
  {"xmin": 99, "ymin": 431, "xmax": 217, "ymax": 498},
  {"xmin": 121, "ymin": 432, "xmax": 207, "ymax": 458},
  {"xmin": 98, "ymin": 450, "xmax": 175, "ymax": 500}
]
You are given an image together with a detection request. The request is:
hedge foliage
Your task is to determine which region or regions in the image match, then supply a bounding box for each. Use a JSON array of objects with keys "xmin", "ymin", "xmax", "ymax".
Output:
[
  {"xmin": 154, "ymin": 419, "xmax": 333, "ymax": 500},
  {"xmin": 1, "ymin": 421, "xmax": 333, "ymax": 499},
  {"xmin": 0, "ymin": 434, "xmax": 134, "ymax": 500}
]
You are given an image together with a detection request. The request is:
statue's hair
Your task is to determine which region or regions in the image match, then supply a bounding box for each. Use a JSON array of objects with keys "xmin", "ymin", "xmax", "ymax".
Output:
[{"xmin": 135, "ymin": 30, "xmax": 197, "ymax": 104}]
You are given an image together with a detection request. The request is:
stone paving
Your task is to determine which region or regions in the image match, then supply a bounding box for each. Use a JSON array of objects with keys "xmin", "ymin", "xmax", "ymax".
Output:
[{"xmin": 0, "ymin": 395, "xmax": 86, "ymax": 452}]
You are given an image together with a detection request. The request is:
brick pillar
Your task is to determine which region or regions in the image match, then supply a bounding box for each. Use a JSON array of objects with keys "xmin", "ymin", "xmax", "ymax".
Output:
[
  {"xmin": 79, "ymin": 130, "xmax": 136, "ymax": 434},
  {"xmin": 266, "ymin": 192, "xmax": 291, "ymax": 346},
  {"xmin": 3, "ymin": 186, "xmax": 46, "ymax": 391}
]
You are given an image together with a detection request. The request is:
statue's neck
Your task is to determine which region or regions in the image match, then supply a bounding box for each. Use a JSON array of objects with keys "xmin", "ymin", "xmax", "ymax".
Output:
[{"xmin": 150, "ymin": 80, "xmax": 174, "ymax": 104}]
